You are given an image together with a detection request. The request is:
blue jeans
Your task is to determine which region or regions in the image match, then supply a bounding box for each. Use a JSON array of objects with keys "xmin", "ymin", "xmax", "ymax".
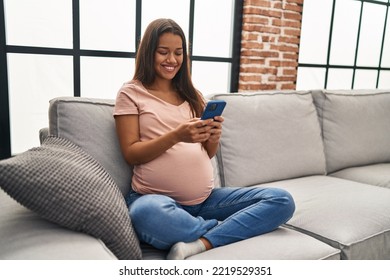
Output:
[{"xmin": 126, "ymin": 186, "xmax": 295, "ymax": 250}]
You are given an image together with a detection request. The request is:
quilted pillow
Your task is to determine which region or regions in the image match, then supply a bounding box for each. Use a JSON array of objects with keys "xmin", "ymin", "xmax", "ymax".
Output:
[{"xmin": 0, "ymin": 136, "xmax": 141, "ymax": 260}]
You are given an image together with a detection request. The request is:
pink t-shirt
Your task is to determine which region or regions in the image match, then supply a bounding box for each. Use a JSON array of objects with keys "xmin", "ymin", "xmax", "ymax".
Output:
[{"xmin": 113, "ymin": 80, "xmax": 214, "ymax": 205}]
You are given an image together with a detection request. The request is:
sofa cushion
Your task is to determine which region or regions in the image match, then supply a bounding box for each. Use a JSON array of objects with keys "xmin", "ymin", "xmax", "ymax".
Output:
[
  {"xmin": 48, "ymin": 97, "xmax": 132, "ymax": 196},
  {"xmin": 312, "ymin": 90, "xmax": 390, "ymax": 173},
  {"xmin": 212, "ymin": 92, "xmax": 326, "ymax": 187},
  {"xmin": 330, "ymin": 163, "xmax": 390, "ymax": 189},
  {"xmin": 0, "ymin": 136, "xmax": 141, "ymax": 260},
  {"xmin": 188, "ymin": 227, "xmax": 340, "ymax": 260},
  {"xmin": 258, "ymin": 175, "xmax": 390, "ymax": 259},
  {"xmin": 0, "ymin": 189, "xmax": 117, "ymax": 260}
]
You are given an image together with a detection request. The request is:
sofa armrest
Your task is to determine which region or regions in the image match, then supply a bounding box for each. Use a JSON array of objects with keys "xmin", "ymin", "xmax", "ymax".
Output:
[{"xmin": 39, "ymin": 127, "xmax": 49, "ymax": 144}]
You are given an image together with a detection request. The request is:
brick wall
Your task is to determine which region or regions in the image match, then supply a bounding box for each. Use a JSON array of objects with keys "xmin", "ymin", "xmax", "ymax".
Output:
[{"xmin": 239, "ymin": 0, "xmax": 303, "ymax": 91}]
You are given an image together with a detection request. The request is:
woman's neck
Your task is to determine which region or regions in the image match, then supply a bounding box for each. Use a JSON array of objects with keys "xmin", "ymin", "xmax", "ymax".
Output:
[
  {"xmin": 145, "ymin": 78, "xmax": 183, "ymax": 106},
  {"xmin": 149, "ymin": 78, "xmax": 175, "ymax": 93}
]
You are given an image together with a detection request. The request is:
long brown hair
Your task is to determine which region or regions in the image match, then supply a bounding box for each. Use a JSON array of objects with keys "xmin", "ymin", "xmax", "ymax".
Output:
[{"xmin": 133, "ymin": 18, "xmax": 204, "ymax": 117}]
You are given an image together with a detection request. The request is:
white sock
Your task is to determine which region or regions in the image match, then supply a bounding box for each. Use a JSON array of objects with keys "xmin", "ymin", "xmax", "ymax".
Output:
[{"xmin": 166, "ymin": 239, "xmax": 206, "ymax": 260}]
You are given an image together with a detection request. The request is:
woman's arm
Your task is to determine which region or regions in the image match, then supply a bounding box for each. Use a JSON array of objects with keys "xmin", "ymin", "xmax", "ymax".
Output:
[{"xmin": 115, "ymin": 114, "xmax": 214, "ymax": 165}]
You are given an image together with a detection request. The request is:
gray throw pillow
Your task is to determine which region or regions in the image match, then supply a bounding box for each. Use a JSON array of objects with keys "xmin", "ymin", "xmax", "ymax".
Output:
[{"xmin": 0, "ymin": 136, "xmax": 141, "ymax": 260}]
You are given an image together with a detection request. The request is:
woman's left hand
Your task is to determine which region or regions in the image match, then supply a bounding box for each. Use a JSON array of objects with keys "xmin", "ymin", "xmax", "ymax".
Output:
[{"xmin": 206, "ymin": 116, "xmax": 224, "ymax": 143}]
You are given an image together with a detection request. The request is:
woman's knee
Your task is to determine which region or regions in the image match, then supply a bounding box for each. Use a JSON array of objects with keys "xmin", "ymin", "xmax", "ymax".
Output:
[
  {"xmin": 272, "ymin": 188, "xmax": 295, "ymax": 218},
  {"xmin": 260, "ymin": 187, "xmax": 295, "ymax": 217}
]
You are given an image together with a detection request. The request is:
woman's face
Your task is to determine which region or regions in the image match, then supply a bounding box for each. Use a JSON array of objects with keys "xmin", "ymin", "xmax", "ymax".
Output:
[{"xmin": 154, "ymin": 32, "xmax": 184, "ymax": 82}]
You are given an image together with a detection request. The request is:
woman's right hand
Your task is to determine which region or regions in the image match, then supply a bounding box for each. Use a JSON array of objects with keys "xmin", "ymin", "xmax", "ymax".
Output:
[{"xmin": 173, "ymin": 118, "xmax": 213, "ymax": 143}]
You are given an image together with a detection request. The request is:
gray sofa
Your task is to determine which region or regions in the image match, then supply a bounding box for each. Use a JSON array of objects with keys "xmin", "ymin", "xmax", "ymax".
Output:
[{"xmin": 1, "ymin": 89, "xmax": 390, "ymax": 260}]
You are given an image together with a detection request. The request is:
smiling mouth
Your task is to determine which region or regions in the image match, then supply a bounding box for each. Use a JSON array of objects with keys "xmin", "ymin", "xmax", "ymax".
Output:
[{"xmin": 163, "ymin": 65, "xmax": 176, "ymax": 72}]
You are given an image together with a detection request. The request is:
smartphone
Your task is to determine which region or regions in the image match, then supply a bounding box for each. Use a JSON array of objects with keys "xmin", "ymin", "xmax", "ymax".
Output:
[{"xmin": 201, "ymin": 100, "xmax": 226, "ymax": 120}]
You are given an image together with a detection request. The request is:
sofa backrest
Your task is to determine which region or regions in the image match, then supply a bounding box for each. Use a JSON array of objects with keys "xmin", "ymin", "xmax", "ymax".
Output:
[
  {"xmin": 312, "ymin": 90, "xmax": 390, "ymax": 173},
  {"xmin": 212, "ymin": 91, "xmax": 327, "ymax": 187},
  {"xmin": 48, "ymin": 97, "xmax": 133, "ymax": 196},
  {"xmin": 48, "ymin": 97, "xmax": 222, "ymax": 195}
]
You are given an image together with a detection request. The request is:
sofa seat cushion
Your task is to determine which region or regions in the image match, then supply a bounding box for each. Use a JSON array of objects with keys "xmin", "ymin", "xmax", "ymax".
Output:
[
  {"xmin": 187, "ymin": 227, "xmax": 340, "ymax": 260},
  {"xmin": 257, "ymin": 175, "xmax": 390, "ymax": 259},
  {"xmin": 0, "ymin": 136, "xmax": 141, "ymax": 260},
  {"xmin": 330, "ymin": 163, "xmax": 390, "ymax": 189},
  {"xmin": 0, "ymin": 189, "xmax": 116, "ymax": 260},
  {"xmin": 312, "ymin": 90, "xmax": 390, "ymax": 173},
  {"xmin": 212, "ymin": 92, "xmax": 326, "ymax": 187}
]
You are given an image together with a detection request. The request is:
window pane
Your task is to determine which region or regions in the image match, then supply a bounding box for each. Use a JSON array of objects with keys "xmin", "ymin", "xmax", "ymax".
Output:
[
  {"xmin": 299, "ymin": 0, "xmax": 333, "ymax": 64},
  {"xmin": 81, "ymin": 57, "xmax": 135, "ymax": 99},
  {"xmin": 191, "ymin": 61, "xmax": 230, "ymax": 96},
  {"xmin": 8, "ymin": 54, "xmax": 73, "ymax": 154},
  {"xmin": 4, "ymin": 0, "xmax": 72, "ymax": 48},
  {"xmin": 378, "ymin": 71, "xmax": 390, "ymax": 89},
  {"xmin": 381, "ymin": 11, "xmax": 390, "ymax": 67},
  {"xmin": 141, "ymin": 0, "xmax": 190, "ymax": 40},
  {"xmin": 192, "ymin": 0, "xmax": 234, "ymax": 57},
  {"xmin": 80, "ymin": 0, "xmax": 136, "ymax": 52},
  {"xmin": 356, "ymin": 3, "xmax": 386, "ymax": 67},
  {"xmin": 329, "ymin": 0, "xmax": 361, "ymax": 66},
  {"xmin": 353, "ymin": 70, "xmax": 378, "ymax": 89},
  {"xmin": 327, "ymin": 68, "xmax": 353, "ymax": 89},
  {"xmin": 296, "ymin": 67, "xmax": 326, "ymax": 90}
]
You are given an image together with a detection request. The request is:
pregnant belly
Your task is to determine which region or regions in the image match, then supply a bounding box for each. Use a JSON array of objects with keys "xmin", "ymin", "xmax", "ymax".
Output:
[{"xmin": 132, "ymin": 142, "xmax": 214, "ymax": 205}]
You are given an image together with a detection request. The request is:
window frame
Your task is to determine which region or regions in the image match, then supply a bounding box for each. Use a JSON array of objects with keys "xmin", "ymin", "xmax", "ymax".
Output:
[
  {"xmin": 298, "ymin": 0, "xmax": 390, "ymax": 89},
  {"xmin": 0, "ymin": 0, "xmax": 243, "ymax": 159}
]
